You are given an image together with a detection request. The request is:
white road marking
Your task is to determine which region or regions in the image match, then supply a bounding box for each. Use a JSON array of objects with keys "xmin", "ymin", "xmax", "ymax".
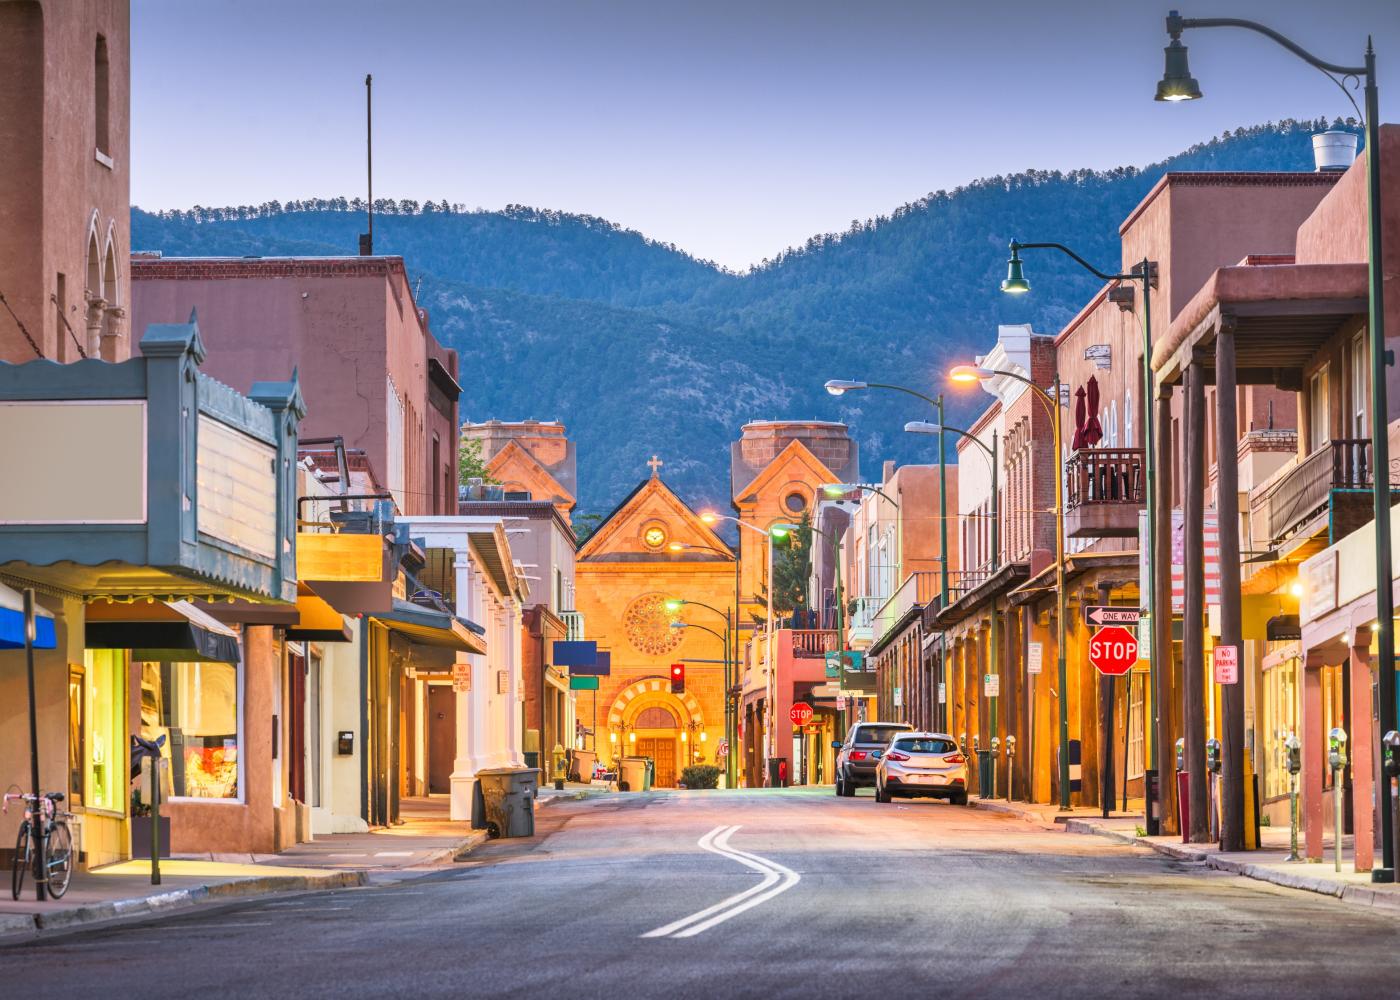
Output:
[
  {"xmin": 641, "ymin": 825, "xmax": 800, "ymax": 939},
  {"xmin": 374, "ymin": 851, "xmax": 415, "ymax": 857}
]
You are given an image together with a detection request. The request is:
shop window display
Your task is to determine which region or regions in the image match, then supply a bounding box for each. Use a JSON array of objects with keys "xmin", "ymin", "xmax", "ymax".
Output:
[
  {"xmin": 140, "ymin": 659, "xmax": 242, "ymax": 801},
  {"xmin": 83, "ymin": 649, "xmax": 126, "ymax": 812}
]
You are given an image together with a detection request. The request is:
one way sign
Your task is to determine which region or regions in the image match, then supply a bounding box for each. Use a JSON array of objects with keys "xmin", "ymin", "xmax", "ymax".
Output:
[{"xmin": 1083, "ymin": 606, "xmax": 1142, "ymax": 626}]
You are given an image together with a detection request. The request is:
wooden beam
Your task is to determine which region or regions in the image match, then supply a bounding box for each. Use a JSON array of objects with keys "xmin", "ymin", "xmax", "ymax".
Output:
[
  {"xmin": 1183, "ymin": 361, "xmax": 1210, "ymax": 843},
  {"xmin": 1216, "ymin": 322, "xmax": 1246, "ymax": 852}
]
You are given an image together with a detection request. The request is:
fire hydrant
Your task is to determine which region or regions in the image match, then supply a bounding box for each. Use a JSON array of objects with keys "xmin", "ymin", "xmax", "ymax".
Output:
[{"xmin": 551, "ymin": 744, "xmax": 567, "ymax": 789}]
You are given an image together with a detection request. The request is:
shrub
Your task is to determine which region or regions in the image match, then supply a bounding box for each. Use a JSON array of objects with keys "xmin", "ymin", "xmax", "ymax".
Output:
[{"xmin": 680, "ymin": 765, "xmax": 721, "ymax": 789}]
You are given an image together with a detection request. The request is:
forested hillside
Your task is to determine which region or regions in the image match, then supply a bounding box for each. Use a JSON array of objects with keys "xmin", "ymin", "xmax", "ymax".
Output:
[{"xmin": 132, "ymin": 118, "xmax": 1355, "ymax": 512}]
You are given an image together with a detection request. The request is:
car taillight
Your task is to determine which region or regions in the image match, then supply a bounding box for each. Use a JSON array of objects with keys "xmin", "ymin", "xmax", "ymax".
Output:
[
  {"xmin": 850, "ymin": 750, "xmax": 867, "ymax": 761},
  {"xmin": 942, "ymin": 753, "xmax": 965, "ymax": 765},
  {"xmin": 886, "ymin": 751, "xmax": 910, "ymax": 762}
]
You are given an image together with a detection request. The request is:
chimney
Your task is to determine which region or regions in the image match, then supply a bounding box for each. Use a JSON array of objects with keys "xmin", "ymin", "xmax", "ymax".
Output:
[
  {"xmin": 882, "ymin": 460, "xmax": 896, "ymax": 484},
  {"xmin": 1312, "ymin": 129, "xmax": 1358, "ymax": 172}
]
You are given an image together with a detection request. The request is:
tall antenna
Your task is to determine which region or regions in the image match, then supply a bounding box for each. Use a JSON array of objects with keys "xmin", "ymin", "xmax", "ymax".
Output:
[{"xmin": 360, "ymin": 73, "xmax": 373, "ymax": 255}]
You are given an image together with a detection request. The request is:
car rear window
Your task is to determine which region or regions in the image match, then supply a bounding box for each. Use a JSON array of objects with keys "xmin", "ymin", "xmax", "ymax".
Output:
[
  {"xmin": 892, "ymin": 737, "xmax": 957, "ymax": 754},
  {"xmin": 854, "ymin": 725, "xmax": 909, "ymax": 746}
]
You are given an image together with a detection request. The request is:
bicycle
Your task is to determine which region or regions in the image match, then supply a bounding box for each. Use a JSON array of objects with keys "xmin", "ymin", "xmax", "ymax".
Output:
[{"xmin": 3, "ymin": 790, "xmax": 74, "ymax": 900}]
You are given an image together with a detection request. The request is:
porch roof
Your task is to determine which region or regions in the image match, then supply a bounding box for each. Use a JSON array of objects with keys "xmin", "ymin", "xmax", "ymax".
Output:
[{"xmin": 1152, "ymin": 262, "xmax": 1367, "ymax": 386}]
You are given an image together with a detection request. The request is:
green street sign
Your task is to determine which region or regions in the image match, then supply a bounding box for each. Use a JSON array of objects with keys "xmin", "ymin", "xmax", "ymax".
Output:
[{"xmin": 569, "ymin": 675, "xmax": 600, "ymax": 691}]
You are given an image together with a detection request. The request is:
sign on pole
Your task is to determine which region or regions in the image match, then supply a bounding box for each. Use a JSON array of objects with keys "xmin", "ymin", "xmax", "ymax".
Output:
[
  {"xmin": 568, "ymin": 675, "xmax": 599, "ymax": 691},
  {"xmin": 1027, "ymin": 641, "xmax": 1043, "ymax": 675},
  {"xmin": 789, "ymin": 701, "xmax": 814, "ymax": 726},
  {"xmin": 983, "ymin": 673, "xmax": 1000, "ymax": 697},
  {"xmin": 1084, "ymin": 606, "xmax": 1143, "ymax": 626},
  {"xmin": 937, "ymin": 682, "xmax": 946, "ymax": 704},
  {"xmin": 1213, "ymin": 644, "xmax": 1239, "ymax": 685},
  {"xmin": 452, "ymin": 662, "xmax": 471, "ymax": 693},
  {"xmin": 1089, "ymin": 625, "xmax": 1138, "ymax": 677}
]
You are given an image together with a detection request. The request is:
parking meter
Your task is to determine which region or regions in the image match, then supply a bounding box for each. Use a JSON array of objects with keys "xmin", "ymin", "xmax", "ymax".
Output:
[
  {"xmin": 1205, "ymin": 738, "xmax": 1222, "ymax": 774},
  {"xmin": 1382, "ymin": 730, "xmax": 1400, "ymax": 779},
  {"xmin": 1328, "ymin": 727, "xmax": 1348, "ymax": 772},
  {"xmin": 1174, "ymin": 737, "xmax": 1185, "ymax": 772},
  {"xmin": 1283, "ymin": 733, "xmax": 1302, "ymax": 862},
  {"xmin": 972, "ymin": 734, "xmax": 980, "ymax": 752},
  {"xmin": 1283, "ymin": 733, "xmax": 1301, "ymax": 775},
  {"xmin": 1005, "ymin": 735, "xmax": 1016, "ymax": 757},
  {"xmin": 991, "ymin": 736, "xmax": 1000, "ymax": 758}
]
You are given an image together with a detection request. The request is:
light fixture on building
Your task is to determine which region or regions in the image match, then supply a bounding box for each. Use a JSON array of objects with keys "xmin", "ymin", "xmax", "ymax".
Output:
[
  {"xmin": 1312, "ymin": 129, "xmax": 1359, "ymax": 172},
  {"xmin": 628, "ymin": 731, "xmax": 636, "ymax": 743}
]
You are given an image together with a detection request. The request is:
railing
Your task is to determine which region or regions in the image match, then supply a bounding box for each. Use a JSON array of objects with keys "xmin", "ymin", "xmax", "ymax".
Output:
[
  {"xmin": 944, "ymin": 566, "xmax": 996, "ymax": 606},
  {"xmin": 1253, "ymin": 438, "xmax": 1377, "ymax": 546},
  {"xmin": 872, "ymin": 571, "xmax": 941, "ymax": 645},
  {"xmin": 560, "ymin": 609, "xmax": 585, "ymax": 641},
  {"xmin": 1065, "ymin": 448, "xmax": 1145, "ymax": 511},
  {"xmin": 790, "ymin": 629, "xmax": 838, "ymax": 658},
  {"xmin": 847, "ymin": 595, "xmax": 884, "ymax": 633}
]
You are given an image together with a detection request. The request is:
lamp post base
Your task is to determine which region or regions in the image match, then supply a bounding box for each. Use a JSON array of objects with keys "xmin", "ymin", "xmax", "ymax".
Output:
[{"xmin": 1371, "ymin": 868, "xmax": 1396, "ymax": 884}]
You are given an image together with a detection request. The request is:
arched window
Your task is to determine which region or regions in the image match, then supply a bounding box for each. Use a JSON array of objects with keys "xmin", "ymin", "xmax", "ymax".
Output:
[
  {"xmin": 635, "ymin": 706, "xmax": 677, "ymax": 730},
  {"xmin": 1109, "ymin": 401, "xmax": 1119, "ymax": 448},
  {"xmin": 1124, "ymin": 391, "xmax": 1134, "ymax": 448}
]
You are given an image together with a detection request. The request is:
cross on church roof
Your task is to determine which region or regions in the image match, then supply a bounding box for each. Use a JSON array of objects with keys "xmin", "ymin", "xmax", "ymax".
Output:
[{"xmin": 647, "ymin": 455, "xmax": 663, "ymax": 477}]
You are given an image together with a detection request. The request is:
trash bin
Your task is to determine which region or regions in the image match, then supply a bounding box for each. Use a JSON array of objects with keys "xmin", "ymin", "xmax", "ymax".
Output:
[
  {"xmin": 977, "ymin": 750, "xmax": 994, "ymax": 797},
  {"xmin": 571, "ymin": 748, "xmax": 597, "ymax": 784},
  {"xmin": 643, "ymin": 757, "xmax": 655, "ymax": 791},
  {"xmin": 523, "ymin": 750, "xmax": 539, "ymax": 771},
  {"xmin": 618, "ymin": 756, "xmax": 647, "ymax": 792},
  {"xmin": 471, "ymin": 767, "xmax": 539, "ymax": 838},
  {"xmin": 768, "ymin": 757, "xmax": 789, "ymax": 788}
]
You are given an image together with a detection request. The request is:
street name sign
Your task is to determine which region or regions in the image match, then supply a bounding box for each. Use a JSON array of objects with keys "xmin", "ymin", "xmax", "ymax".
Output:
[
  {"xmin": 789, "ymin": 701, "xmax": 814, "ymax": 726},
  {"xmin": 1084, "ymin": 606, "xmax": 1142, "ymax": 626},
  {"xmin": 569, "ymin": 675, "xmax": 599, "ymax": 691},
  {"xmin": 1213, "ymin": 644, "xmax": 1239, "ymax": 685},
  {"xmin": 1089, "ymin": 625, "xmax": 1138, "ymax": 676}
]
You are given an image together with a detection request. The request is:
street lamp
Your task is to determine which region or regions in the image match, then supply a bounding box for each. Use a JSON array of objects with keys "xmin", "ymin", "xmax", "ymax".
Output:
[
  {"xmin": 667, "ymin": 547, "xmax": 739, "ymax": 789},
  {"xmin": 950, "ymin": 363, "xmax": 1070, "ymax": 809},
  {"xmin": 1152, "ymin": 6, "xmax": 1394, "ymax": 881},
  {"xmin": 998, "ymin": 236, "xmax": 1160, "ymax": 832},
  {"xmin": 821, "ymin": 483, "xmax": 900, "ymax": 508}
]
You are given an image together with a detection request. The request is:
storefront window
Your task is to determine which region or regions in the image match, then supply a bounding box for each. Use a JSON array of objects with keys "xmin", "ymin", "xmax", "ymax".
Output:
[
  {"xmin": 1262, "ymin": 647, "xmax": 1300, "ymax": 800},
  {"xmin": 140, "ymin": 659, "xmax": 242, "ymax": 801},
  {"xmin": 83, "ymin": 649, "xmax": 126, "ymax": 812},
  {"xmin": 68, "ymin": 668, "xmax": 85, "ymax": 808}
]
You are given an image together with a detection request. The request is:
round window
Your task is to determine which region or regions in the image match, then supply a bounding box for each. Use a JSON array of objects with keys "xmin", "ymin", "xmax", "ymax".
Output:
[{"xmin": 784, "ymin": 492, "xmax": 807, "ymax": 514}]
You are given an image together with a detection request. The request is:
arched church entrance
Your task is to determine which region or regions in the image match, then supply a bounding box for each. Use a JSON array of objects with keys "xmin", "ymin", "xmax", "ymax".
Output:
[
  {"xmin": 608, "ymin": 678, "xmax": 704, "ymax": 788},
  {"xmin": 633, "ymin": 706, "xmax": 680, "ymax": 787}
]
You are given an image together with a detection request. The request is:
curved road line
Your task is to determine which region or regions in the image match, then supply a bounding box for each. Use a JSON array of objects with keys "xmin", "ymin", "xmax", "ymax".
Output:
[{"xmin": 642, "ymin": 825, "xmax": 799, "ymax": 939}]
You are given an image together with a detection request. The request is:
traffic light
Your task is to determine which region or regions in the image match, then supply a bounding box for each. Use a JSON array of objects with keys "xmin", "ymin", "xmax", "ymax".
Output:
[{"xmin": 670, "ymin": 662, "xmax": 685, "ymax": 694}]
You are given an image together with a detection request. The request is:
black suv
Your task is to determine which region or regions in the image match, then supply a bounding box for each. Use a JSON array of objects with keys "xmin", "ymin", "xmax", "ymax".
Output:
[{"xmin": 832, "ymin": 721, "xmax": 914, "ymax": 796}]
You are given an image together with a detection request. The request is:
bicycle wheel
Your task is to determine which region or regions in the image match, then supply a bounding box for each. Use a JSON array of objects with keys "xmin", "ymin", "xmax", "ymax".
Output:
[
  {"xmin": 11, "ymin": 824, "xmax": 28, "ymax": 900},
  {"xmin": 45, "ymin": 822, "xmax": 73, "ymax": 899}
]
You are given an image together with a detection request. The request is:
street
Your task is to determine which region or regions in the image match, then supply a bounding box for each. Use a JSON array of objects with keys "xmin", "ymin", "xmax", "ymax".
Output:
[{"xmin": 4, "ymin": 789, "xmax": 1399, "ymax": 999}]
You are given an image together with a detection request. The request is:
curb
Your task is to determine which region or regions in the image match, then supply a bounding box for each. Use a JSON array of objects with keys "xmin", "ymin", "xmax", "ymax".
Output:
[{"xmin": 3, "ymin": 869, "xmax": 367, "ymax": 939}]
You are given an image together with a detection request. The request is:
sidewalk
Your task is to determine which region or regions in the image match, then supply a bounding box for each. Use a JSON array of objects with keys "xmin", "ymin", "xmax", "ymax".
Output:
[
  {"xmin": 973, "ymin": 794, "xmax": 1400, "ymax": 912},
  {"xmin": 1, "ymin": 782, "xmax": 615, "ymax": 941}
]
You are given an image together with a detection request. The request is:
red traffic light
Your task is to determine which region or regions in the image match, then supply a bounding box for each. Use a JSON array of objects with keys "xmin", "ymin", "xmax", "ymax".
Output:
[{"xmin": 670, "ymin": 663, "xmax": 685, "ymax": 693}]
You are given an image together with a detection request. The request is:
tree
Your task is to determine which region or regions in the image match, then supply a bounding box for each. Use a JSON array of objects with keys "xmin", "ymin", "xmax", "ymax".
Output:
[
  {"xmin": 458, "ymin": 436, "xmax": 497, "ymax": 487},
  {"xmin": 572, "ymin": 511, "xmax": 604, "ymax": 546},
  {"xmin": 751, "ymin": 513, "xmax": 812, "ymax": 622}
]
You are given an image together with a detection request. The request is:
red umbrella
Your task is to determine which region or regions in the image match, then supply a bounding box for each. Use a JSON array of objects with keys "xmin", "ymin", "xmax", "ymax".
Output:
[
  {"xmin": 1072, "ymin": 385, "xmax": 1088, "ymax": 451},
  {"xmin": 1084, "ymin": 376, "xmax": 1104, "ymax": 447}
]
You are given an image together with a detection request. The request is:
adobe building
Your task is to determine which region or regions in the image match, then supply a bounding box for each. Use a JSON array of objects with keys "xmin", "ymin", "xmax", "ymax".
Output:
[
  {"xmin": 131, "ymin": 255, "xmax": 461, "ymax": 517},
  {"xmin": 573, "ymin": 461, "xmax": 735, "ymax": 786},
  {"xmin": 463, "ymin": 419, "xmax": 579, "ymax": 522},
  {"xmin": 0, "ymin": 0, "xmax": 131, "ymax": 363}
]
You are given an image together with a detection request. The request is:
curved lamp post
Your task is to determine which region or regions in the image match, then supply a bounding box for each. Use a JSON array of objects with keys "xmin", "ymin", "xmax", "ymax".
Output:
[
  {"xmin": 999, "ymin": 237, "xmax": 1160, "ymax": 831},
  {"xmin": 950, "ymin": 363, "xmax": 1070, "ymax": 809},
  {"xmin": 1151, "ymin": 6, "xmax": 1393, "ymax": 882}
]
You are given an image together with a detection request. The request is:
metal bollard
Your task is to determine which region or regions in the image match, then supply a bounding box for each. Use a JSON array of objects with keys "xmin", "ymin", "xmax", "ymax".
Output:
[
  {"xmin": 1005, "ymin": 735, "xmax": 1017, "ymax": 801},
  {"xmin": 1328, "ymin": 727, "xmax": 1348, "ymax": 873},
  {"xmin": 1283, "ymin": 733, "xmax": 1302, "ymax": 863}
]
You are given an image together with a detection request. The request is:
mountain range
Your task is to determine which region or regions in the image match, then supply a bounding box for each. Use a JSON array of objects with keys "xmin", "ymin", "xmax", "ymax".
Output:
[{"xmin": 131, "ymin": 118, "xmax": 1355, "ymax": 515}]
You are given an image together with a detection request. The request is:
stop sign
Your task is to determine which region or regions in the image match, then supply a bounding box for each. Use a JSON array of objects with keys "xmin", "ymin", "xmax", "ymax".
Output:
[
  {"xmin": 789, "ymin": 701, "xmax": 814, "ymax": 726},
  {"xmin": 1089, "ymin": 626, "xmax": 1138, "ymax": 676}
]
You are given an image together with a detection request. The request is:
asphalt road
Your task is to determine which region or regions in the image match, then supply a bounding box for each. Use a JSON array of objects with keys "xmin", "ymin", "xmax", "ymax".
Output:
[{"xmin": 4, "ymin": 788, "xmax": 1400, "ymax": 999}]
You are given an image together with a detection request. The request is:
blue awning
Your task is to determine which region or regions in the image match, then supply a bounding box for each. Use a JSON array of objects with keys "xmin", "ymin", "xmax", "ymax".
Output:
[{"xmin": 0, "ymin": 584, "xmax": 56, "ymax": 651}]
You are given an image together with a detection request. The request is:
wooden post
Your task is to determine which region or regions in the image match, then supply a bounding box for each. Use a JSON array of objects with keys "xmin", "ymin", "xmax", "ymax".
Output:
[
  {"xmin": 1184, "ymin": 360, "xmax": 1210, "ymax": 842},
  {"xmin": 1216, "ymin": 320, "xmax": 1246, "ymax": 852},
  {"xmin": 1155, "ymin": 385, "xmax": 1178, "ymax": 833}
]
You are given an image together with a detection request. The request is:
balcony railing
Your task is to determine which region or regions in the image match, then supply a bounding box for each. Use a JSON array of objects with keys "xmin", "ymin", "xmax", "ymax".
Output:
[
  {"xmin": 872, "ymin": 571, "xmax": 941, "ymax": 645},
  {"xmin": 560, "ymin": 609, "xmax": 586, "ymax": 641},
  {"xmin": 945, "ymin": 566, "xmax": 996, "ymax": 606},
  {"xmin": 847, "ymin": 595, "xmax": 884, "ymax": 633},
  {"xmin": 1251, "ymin": 438, "xmax": 1389, "ymax": 547},
  {"xmin": 1066, "ymin": 448, "xmax": 1145, "ymax": 510},
  {"xmin": 790, "ymin": 629, "xmax": 838, "ymax": 658}
]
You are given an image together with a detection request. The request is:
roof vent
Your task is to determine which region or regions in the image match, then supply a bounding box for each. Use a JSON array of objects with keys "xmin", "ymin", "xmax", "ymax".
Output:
[{"xmin": 1312, "ymin": 130, "xmax": 1358, "ymax": 172}]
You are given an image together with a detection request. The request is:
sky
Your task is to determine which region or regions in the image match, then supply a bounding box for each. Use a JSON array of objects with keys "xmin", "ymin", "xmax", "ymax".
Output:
[{"xmin": 132, "ymin": 0, "xmax": 1400, "ymax": 271}]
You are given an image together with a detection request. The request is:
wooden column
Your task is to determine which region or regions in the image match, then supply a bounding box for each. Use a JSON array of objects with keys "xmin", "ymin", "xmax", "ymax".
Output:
[
  {"xmin": 1216, "ymin": 321, "xmax": 1246, "ymax": 852},
  {"xmin": 1350, "ymin": 639, "xmax": 1377, "ymax": 871},
  {"xmin": 1302, "ymin": 655, "xmax": 1326, "ymax": 860},
  {"xmin": 1183, "ymin": 360, "xmax": 1210, "ymax": 842},
  {"xmin": 1155, "ymin": 384, "xmax": 1178, "ymax": 834},
  {"xmin": 1006, "ymin": 600, "xmax": 1021, "ymax": 800}
]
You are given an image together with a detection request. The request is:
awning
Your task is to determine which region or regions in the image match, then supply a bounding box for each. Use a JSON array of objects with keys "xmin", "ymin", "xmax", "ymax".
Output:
[
  {"xmin": 372, "ymin": 600, "xmax": 487, "ymax": 654},
  {"xmin": 285, "ymin": 584, "xmax": 353, "ymax": 643},
  {"xmin": 0, "ymin": 582, "xmax": 56, "ymax": 650},
  {"xmin": 86, "ymin": 600, "xmax": 241, "ymax": 664}
]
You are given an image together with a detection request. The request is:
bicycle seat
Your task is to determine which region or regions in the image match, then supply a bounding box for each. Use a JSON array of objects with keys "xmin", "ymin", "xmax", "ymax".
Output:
[{"xmin": 45, "ymin": 792, "xmax": 65, "ymax": 802}]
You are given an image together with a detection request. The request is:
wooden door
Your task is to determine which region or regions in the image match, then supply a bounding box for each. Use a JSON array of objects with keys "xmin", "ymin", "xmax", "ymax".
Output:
[
  {"xmin": 428, "ymin": 686, "xmax": 456, "ymax": 795},
  {"xmin": 288, "ymin": 651, "xmax": 306, "ymax": 804},
  {"xmin": 638, "ymin": 738, "xmax": 677, "ymax": 787}
]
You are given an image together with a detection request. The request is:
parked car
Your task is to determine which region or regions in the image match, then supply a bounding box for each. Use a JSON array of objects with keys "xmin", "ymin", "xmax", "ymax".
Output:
[
  {"xmin": 832, "ymin": 721, "xmax": 914, "ymax": 796},
  {"xmin": 874, "ymin": 732, "xmax": 969, "ymax": 805}
]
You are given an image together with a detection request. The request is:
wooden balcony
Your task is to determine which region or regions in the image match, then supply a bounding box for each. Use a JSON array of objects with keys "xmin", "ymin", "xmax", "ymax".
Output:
[
  {"xmin": 790, "ymin": 629, "xmax": 838, "ymax": 658},
  {"xmin": 1064, "ymin": 448, "xmax": 1144, "ymax": 539},
  {"xmin": 1250, "ymin": 438, "xmax": 1397, "ymax": 551}
]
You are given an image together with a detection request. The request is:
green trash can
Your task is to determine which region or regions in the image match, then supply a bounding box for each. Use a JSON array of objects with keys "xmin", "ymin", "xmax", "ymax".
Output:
[
  {"xmin": 976, "ymin": 751, "xmax": 994, "ymax": 797},
  {"xmin": 643, "ymin": 756, "xmax": 655, "ymax": 790},
  {"xmin": 471, "ymin": 767, "xmax": 540, "ymax": 838}
]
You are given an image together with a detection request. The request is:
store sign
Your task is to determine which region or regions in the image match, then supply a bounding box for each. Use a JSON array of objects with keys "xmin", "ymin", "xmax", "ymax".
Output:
[
  {"xmin": 1299, "ymin": 550, "xmax": 1338, "ymax": 624},
  {"xmin": 197, "ymin": 415, "xmax": 277, "ymax": 559},
  {"xmin": 1027, "ymin": 641, "xmax": 1043, "ymax": 675}
]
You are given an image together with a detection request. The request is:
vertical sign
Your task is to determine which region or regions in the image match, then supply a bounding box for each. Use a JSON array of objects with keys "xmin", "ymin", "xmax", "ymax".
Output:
[
  {"xmin": 1027, "ymin": 641, "xmax": 1043, "ymax": 675},
  {"xmin": 452, "ymin": 662, "xmax": 470, "ymax": 693},
  {"xmin": 937, "ymin": 682, "xmax": 946, "ymax": 704},
  {"xmin": 1213, "ymin": 644, "xmax": 1239, "ymax": 685},
  {"xmin": 983, "ymin": 673, "xmax": 1000, "ymax": 697}
]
